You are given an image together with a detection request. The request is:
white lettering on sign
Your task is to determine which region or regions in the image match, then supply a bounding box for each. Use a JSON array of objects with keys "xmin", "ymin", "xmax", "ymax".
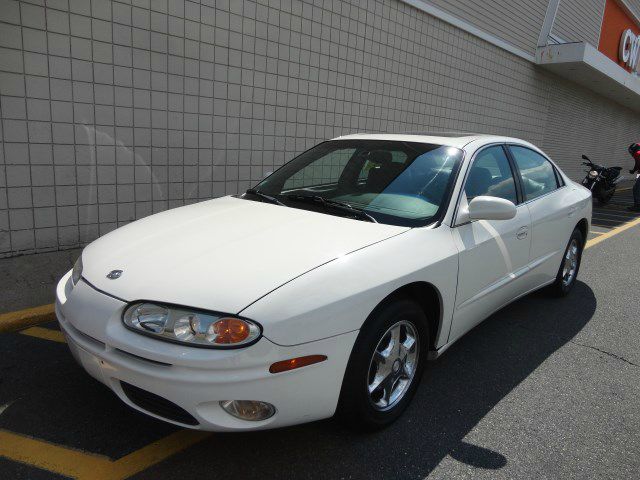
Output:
[{"xmin": 619, "ymin": 28, "xmax": 640, "ymax": 71}]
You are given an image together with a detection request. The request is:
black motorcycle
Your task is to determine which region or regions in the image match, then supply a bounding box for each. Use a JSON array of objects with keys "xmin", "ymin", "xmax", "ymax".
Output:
[{"xmin": 581, "ymin": 154, "xmax": 624, "ymax": 205}]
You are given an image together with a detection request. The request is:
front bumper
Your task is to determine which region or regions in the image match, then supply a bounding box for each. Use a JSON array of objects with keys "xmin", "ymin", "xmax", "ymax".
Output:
[{"xmin": 56, "ymin": 271, "xmax": 357, "ymax": 431}]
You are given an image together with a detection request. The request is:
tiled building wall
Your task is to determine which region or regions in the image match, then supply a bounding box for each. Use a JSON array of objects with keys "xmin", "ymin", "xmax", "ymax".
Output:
[
  {"xmin": 0, "ymin": 0, "xmax": 638, "ymax": 258},
  {"xmin": 541, "ymin": 74, "xmax": 640, "ymax": 182},
  {"xmin": 552, "ymin": 0, "xmax": 605, "ymax": 47},
  {"xmin": 415, "ymin": 0, "xmax": 548, "ymax": 55}
]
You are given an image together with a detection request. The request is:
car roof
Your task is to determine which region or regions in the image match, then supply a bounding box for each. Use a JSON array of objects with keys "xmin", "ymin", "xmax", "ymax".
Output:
[{"xmin": 331, "ymin": 132, "xmax": 530, "ymax": 149}]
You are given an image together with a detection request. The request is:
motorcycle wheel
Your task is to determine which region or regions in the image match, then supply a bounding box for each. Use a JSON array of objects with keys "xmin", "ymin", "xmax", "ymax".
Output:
[{"xmin": 597, "ymin": 186, "xmax": 616, "ymax": 205}]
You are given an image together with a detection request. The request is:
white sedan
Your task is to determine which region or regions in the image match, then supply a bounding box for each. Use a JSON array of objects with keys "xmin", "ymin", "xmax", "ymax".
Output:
[{"xmin": 56, "ymin": 133, "xmax": 592, "ymax": 431}]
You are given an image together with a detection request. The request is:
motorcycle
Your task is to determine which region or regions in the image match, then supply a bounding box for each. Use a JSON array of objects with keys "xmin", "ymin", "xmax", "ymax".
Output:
[{"xmin": 581, "ymin": 154, "xmax": 624, "ymax": 205}]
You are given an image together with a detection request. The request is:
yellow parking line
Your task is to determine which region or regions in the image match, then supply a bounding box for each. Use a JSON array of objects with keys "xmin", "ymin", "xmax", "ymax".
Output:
[
  {"xmin": 0, "ymin": 304, "xmax": 55, "ymax": 333},
  {"xmin": 20, "ymin": 326, "xmax": 66, "ymax": 343},
  {"xmin": 106, "ymin": 430, "xmax": 211, "ymax": 479},
  {"xmin": 0, "ymin": 429, "xmax": 113, "ymax": 479},
  {"xmin": 0, "ymin": 428, "xmax": 211, "ymax": 480},
  {"xmin": 586, "ymin": 216, "xmax": 640, "ymax": 249}
]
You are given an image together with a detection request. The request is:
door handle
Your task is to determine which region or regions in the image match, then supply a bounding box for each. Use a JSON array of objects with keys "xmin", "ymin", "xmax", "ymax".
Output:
[{"xmin": 516, "ymin": 226, "xmax": 528, "ymax": 240}]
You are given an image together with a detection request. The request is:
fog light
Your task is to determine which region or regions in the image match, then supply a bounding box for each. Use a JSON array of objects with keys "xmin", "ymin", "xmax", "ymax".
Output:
[{"xmin": 220, "ymin": 400, "xmax": 275, "ymax": 421}]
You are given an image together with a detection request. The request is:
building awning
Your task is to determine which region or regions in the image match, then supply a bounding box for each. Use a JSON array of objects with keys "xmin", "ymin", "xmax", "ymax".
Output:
[{"xmin": 536, "ymin": 42, "xmax": 640, "ymax": 112}]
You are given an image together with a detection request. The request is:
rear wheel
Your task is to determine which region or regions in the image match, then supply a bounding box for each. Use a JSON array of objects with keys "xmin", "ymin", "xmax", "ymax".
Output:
[
  {"xmin": 337, "ymin": 299, "xmax": 428, "ymax": 431},
  {"xmin": 596, "ymin": 184, "xmax": 616, "ymax": 205},
  {"xmin": 548, "ymin": 228, "xmax": 584, "ymax": 297}
]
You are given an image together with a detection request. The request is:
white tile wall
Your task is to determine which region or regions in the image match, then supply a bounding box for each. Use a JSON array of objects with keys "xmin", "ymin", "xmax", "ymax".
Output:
[
  {"xmin": 541, "ymin": 72, "xmax": 640, "ymax": 181},
  {"xmin": 0, "ymin": 0, "xmax": 638, "ymax": 257},
  {"xmin": 553, "ymin": 0, "xmax": 605, "ymax": 46}
]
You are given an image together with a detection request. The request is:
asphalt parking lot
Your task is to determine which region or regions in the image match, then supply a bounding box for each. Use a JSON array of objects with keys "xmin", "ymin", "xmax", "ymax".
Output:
[
  {"xmin": 1, "ymin": 193, "xmax": 639, "ymax": 480},
  {"xmin": 590, "ymin": 188, "xmax": 640, "ymax": 239}
]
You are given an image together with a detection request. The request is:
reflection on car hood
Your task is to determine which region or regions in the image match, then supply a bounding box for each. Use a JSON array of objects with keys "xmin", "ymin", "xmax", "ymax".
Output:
[{"xmin": 81, "ymin": 196, "xmax": 409, "ymax": 313}]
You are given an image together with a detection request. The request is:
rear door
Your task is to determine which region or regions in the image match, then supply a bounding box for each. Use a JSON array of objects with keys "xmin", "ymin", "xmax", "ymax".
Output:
[
  {"xmin": 507, "ymin": 145, "xmax": 575, "ymax": 286},
  {"xmin": 450, "ymin": 145, "xmax": 532, "ymax": 341}
]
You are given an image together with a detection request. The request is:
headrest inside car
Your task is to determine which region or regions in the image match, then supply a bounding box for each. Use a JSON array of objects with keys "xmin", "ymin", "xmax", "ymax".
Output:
[{"xmin": 366, "ymin": 150, "xmax": 393, "ymax": 164}]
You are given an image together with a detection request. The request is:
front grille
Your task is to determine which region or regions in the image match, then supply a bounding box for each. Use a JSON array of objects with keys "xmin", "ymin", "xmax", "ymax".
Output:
[{"xmin": 120, "ymin": 382, "xmax": 199, "ymax": 426}]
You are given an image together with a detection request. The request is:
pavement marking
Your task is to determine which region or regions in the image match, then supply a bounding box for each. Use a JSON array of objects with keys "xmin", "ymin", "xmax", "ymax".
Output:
[
  {"xmin": 0, "ymin": 428, "xmax": 211, "ymax": 480},
  {"xmin": 586, "ymin": 216, "xmax": 640, "ymax": 249},
  {"xmin": 0, "ymin": 304, "xmax": 55, "ymax": 333},
  {"xmin": 0, "ymin": 429, "xmax": 113, "ymax": 479},
  {"xmin": 102, "ymin": 429, "xmax": 211, "ymax": 480},
  {"xmin": 20, "ymin": 326, "xmax": 66, "ymax": 343}
]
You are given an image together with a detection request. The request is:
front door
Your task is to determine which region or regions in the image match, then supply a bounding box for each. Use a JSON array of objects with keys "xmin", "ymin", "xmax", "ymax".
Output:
[{"xmin": 449, "ymin": 145, "xmax": 532, "ymax": 342}]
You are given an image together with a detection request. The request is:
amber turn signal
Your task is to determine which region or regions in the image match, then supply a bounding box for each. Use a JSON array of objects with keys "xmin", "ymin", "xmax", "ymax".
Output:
[
  {"xmin": 213, "ymin": 317, "xmax": 251, "ymax": 344},
  {"xmin": 269, "ymin": 355, "xmax": 327, "ymax": 374}
]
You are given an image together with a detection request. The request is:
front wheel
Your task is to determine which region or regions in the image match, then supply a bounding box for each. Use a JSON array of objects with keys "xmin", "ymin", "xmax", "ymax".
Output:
[
  {"xmin": 337, "ymin": 299, "xmax": 428, "ymax": 431},
  {"xmin": 547, "ymin": 228, "xmax": 584, "ymax": 297},
  {"xmin": 596, "ymin": 185, "xmax": 616, "ymax": 205}
]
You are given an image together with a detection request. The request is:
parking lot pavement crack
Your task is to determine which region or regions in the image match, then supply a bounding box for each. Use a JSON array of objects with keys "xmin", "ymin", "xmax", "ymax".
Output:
[
  {"xmin": 512, "ymin": 323, "xmax": 639, "ymax": 368},
  {"xmin": 568, "ymin": 341, "xmax": 639, "ymax": 368}
]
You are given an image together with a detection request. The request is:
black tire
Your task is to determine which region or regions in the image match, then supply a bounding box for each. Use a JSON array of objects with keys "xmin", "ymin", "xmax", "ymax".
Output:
[
  {"xmin": 596, "ymin": 186, "xmax": 616, "ymax": 205},
  {"xmin": 597, "ymin": 193, "xmax": 612, "ymax": 205},
  {"xmin": 548, "ymin": 228, "xmax": 584, "ymax": 297},
  {"xmin": 336, "ymin": 298, "xmax": 428, "ymax": 431}
]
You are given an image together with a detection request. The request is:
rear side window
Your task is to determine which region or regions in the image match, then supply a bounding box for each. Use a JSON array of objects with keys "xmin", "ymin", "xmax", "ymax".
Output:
[
  {"xmin": 464, "ymin": 146, "xmax": 518, "ymax": 204},
  {"xmin": 509, "ymin": 146, "xmax": 559, "ymax": 201}
]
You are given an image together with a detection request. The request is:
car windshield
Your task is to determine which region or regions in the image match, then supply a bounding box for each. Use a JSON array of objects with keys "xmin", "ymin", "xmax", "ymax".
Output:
[{"xmin": 248, "ymin": 140, "xmax": 463, "ymax": 227}]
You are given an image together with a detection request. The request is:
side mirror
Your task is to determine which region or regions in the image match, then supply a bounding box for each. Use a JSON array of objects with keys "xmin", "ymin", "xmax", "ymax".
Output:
[
  {"xmin": 581, "ymin": 154, "xmax": 589, "ymax": 161},
  {"xmin": 467, "ymin": 196, "xmax": 517, "ymax": 221}
]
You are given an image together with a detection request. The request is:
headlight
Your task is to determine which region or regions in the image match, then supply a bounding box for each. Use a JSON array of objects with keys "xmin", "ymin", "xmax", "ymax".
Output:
[
  {"xmin": 588, "ymin": 170, "xmax": 598, "ymax": 179},
  {"xmin": 71, "ymin": 255, "xmax": 83, "ymax": 285},
  {"xmin": 122, "ymin": 302, "xmax": 261, "ymax": 348}
]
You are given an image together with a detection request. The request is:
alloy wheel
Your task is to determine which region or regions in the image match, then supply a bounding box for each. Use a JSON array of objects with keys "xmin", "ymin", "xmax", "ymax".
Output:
[
  {"xmin": 367, "ymin": 320, "xmax": 419, "ymax": 411},
  {"xmin": 562, "ymin": 238, "xmax": 579, "ymax": 287}
]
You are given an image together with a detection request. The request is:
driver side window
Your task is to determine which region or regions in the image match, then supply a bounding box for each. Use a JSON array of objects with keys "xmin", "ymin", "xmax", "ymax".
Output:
[{"xmin": 464, "ymin": 146, "xmax": 518, "ymax": 204}]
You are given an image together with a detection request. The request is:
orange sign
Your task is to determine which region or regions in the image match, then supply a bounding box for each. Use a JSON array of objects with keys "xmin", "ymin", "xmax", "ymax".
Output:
[{"xmin": 599, "ymin": 0, "xmax": 640, "ymax": 71}]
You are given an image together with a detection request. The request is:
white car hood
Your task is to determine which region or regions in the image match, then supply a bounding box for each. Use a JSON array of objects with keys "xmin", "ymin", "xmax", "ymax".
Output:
[{"xmin": 81, "ymin": 196, "xmax": 409, "ymax": 313}]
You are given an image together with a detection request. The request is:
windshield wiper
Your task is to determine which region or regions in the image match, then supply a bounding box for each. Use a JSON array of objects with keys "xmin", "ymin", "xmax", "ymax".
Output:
[
  {"xmin": 286, "ymin": 193, "xmax": 377, "ymax": 223},
  {"xmin": 244, "ymin": 188, "xmax": 285, "ymax": 206}
]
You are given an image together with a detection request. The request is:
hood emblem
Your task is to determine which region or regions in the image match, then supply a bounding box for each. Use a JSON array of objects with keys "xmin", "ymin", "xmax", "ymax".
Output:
[{"xmin": 107, "ymin": 270, "xmax": 123, "ymax": 279}]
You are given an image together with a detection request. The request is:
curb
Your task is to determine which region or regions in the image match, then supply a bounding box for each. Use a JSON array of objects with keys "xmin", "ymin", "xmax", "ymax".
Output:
[{"xmin": 0, "ymin": 304, "xmax": 56, "ymax": 333}]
